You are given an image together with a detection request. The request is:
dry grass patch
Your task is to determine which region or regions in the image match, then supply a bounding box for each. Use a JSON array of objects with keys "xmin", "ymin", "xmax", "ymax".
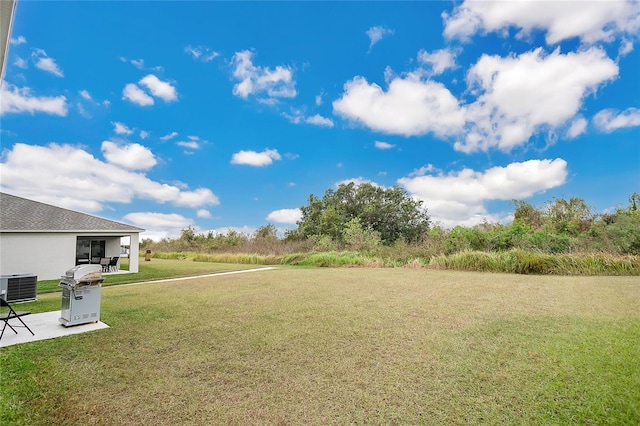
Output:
[{"xmin": 2, "ymin": 268, "xmax": 639, "ymax": 424}]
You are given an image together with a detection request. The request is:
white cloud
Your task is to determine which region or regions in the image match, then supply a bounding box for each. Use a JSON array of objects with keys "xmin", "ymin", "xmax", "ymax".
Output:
[
  {"xmin": 231, "ymin": 50, "xmax": 297, "ymax": 101},
  {"xmin": 366, "ymin": 26, "xmax": 394, "ymax": 51},
  {"xmin": 266, "ymin": 208, "xmax": 302, "ymax": 224},
  {"xmin": 231, "ymin": 148, "xmax": 281, "ymax": 167},
  {"xmin": 333, "ymin": 75, "xmax": 465, "ymax": 137},
  {"xmin": 10, "ymin": 36, "xmax": 26, "ymax": 45},
  {"xmin": 101, "ymin": 141, "xmax": 157, "ymax": 170},
  {"xmin": 0, "ymin": 143, "xmax": 219, "ymax": 213},
  {"xmin": 122, "ymin": 83, "xmax": 154, "ymax": 106},
  {"xmin": 184, "ymin": 45, "xmax": 219, "ymax": 62},
  {"xmin": 443, "ymin": 0, "xmax": 640, "ymax": 45},
  {"xmin": 315, "ymin": 92, "xmax": 324, "ymax": 106},
  {"xmin": 409, "ymin": 164, "xmax": 436, "ymax": 177},
  {"xmin": 0, "ymin": 82, "xmax": 68, "ymax": 116},
  {"xmin": 139, "ymin": 130, "xmax": 149, "ymax": 139},
  {"xmin": 398, "ymin": 159, "xmax": 568, "ymax": 227},
  {"xmin": 619, "ymin": 38, "xmax": 634, "ymax": 56},
  {"xmin": 139, "ymin": 74, "xmax": 178, "ymax": 102},
  {"xmin": 374, "ymin": 140, "xmax": 395, "ymax": 150},
  {"xmin": 160, "ymin": 131, "xmax": 178, "ymax": 141},
  {"xmin": 197, "ymin": 209, "xmax": 212, "ymax": 219},
  {"xmin": 177, "ymin": 140, "xmax": 200, "ymax": 149},
  {"xmin": 32, "ymin": 49, "xmax": 63, "ymax": 77},
  {"xmin": 305, "ymin": 114, "xmax": 334, "ymax": 127},
  {"xmin": 593, "ymin": 108, "xmax": 640, "ymax": 133},
  {"xmin": 79, "ymin": 90, "xmax": 92, "ymax": 101},
  {"xmin": 112, "ymin": 121, "xmax": 134, "ymax": 135},
  {"xmin": 13, "ymin": 57, "xmax": 27, "ymax": 69},
  {"xmin": 417, "ymin": 48, "xmax": 458, "ymax": 75},
  {"xmin": 458, "ymin": 47, "xmax": 618, "ymax": 152},
  {"xmin": 130, "ymin": 59, "xmax": 144, "ymax": 69},
  {"xmin": 566, "ymin": 117, "xmax": 588, "ymax": 139},
  {"xmin": 124, "ymin": 212, "xmax": 195, "ymax": 241}
]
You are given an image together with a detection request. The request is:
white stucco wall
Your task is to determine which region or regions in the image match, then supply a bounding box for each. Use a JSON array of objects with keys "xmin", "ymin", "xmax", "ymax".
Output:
[
  {"xmin": 0, "ymin": 231, "xmax": 141, "ymax": 280},
  {"xmin": 0, "ymin": 232, "xmax": 75, "ymax": 280}
]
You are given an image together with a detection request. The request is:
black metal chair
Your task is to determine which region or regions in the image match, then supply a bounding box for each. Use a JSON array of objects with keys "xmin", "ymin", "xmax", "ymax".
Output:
[
  {"xmin": 108, "ymin": 257, "xmax": 119, "ymax": 272},
  {"xmin": 0, "ymin": 298, "xmax": 35, "ymax": 341}
]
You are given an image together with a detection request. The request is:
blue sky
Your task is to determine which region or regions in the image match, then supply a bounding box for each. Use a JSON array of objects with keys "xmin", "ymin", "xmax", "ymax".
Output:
[{"xmin": 1, "ymin": 1, "xmax": 639, "ymax": 240}]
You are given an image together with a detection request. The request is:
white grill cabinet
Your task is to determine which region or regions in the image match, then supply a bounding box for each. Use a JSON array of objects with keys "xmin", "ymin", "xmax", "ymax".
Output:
[{"xmin": 58, "ymin": 265, "xmax": 104, "ymax": 327}]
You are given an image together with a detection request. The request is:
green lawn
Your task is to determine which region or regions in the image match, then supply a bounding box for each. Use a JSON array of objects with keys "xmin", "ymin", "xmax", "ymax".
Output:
[
  {"xmin": 36, "ymin": 258, "xmax": 264, "ymax": 294},
  {"xmin": 2, "ymin": 266, "xmax": 639, "ymax": 425}
]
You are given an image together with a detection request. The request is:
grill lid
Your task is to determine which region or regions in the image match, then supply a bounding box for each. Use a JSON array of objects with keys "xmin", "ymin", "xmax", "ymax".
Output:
[{"xmin": 63, "ymin": 264, "xmax": 103, "ymax": 282}]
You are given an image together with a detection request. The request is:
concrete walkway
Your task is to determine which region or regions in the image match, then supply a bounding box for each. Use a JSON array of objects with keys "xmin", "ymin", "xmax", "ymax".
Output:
[{"xmin": 1, "ymin": 267, "xmax": 276, "ymax": 348}]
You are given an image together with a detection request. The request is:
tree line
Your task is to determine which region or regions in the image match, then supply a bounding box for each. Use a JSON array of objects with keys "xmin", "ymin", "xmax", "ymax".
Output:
[{"xmin": 142, "ymin": 183, "xmax": 640, "ymax": 258}]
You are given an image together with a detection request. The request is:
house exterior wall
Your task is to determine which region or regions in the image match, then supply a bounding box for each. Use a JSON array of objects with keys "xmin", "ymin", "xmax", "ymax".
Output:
[
  {"xmin": 0, "ymin": 232, "xmax": 75, "ymax": 280},
  {"xmin": 0, "ymin": 231, "xmax": 141, "ymax": 280}
]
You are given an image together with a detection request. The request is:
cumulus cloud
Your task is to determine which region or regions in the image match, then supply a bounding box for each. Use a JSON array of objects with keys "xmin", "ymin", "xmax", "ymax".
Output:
[
  {"xmin": 10, "ymin": 35, "xmax": 26, "ymax": 45},
  {"xmin": 184, "ymin": 45, "xmax": 219, "ymax": 62},
  {"xmin": 112, "ymin": 121, "xmax": 134, "ymax": 135},
  {"xmin": 13, "ymin": 57, "xmax": 27, "ymax": 69},
  {"xmin": 231, "ymin": 148, "xmax": 281, "ymax": 167},
  {"xmin": 231, "ymin": 50, "xmax": 296, "ymax": 101},
  {"xmin": 160, "ymin": 131, "xmax": 178, "ymax": 141},
  {"xmin": 458, "ymin": 47, "xmax": 618, "ymax": 152},
  {"xmin": 32, "ymin": 49, "xmax": 63, "ymax": 77},
  {"xmin": 0, "ymin": 82, "xmax": 68, "ymax": 116},
  {"xmin": 79, "ymin": 90, "xmax": 92, "ymax": 101},
  {"xmin": 0, "ymin": 143, "xmax": 219, "ymax": 213},
  {"xmin": 122, "ymin": 75, "xmax": 177, "ymax": 106},
  {"xmin": 305, "ymin": 114, "xmax": 334, "ymax": 127},
  {"xmin": 197, "ymin": 209, "xmax": 212, "ymax": 219},
  {"xmin": 124, "ymin": 212, "xmax": 194, "ymax": 241},
  {"xmin": 398, "ymin": 159, "xmax": 568, "ymax": 227},
  {"xmin": 266, "ymin": 208, "xmax": 302, "ymax": 224},
  {"xmin": 333, "ymin": 75, "xmax": 465, "ymax": 137},
  {"xmin": 417, "ymin": 48, "xmax": 458, "ymax": 75},
  {"xmin": 366, "ymin": 26, "xmax": 394, "ymax": 51},
  {"xmin": 374, "ymin": 141, "xmax": 395, "ymax": 150},
  {"xmin": 443, "ymin": 0, "xmax": 640, "ymax": 45},
  {"xmin": 283, "ymin": 110, "xmax": 333, "ymax": 127},
  {"xmin": 122, "ymin": 83, "xmax": 154, "ymax": 106},
  {"xmin": 566, "ymin": 117, "xmax": 588, "ymax": 139},
  {"xmin": 139, "ymin": 74, "xmax": 178, "ymax": 102},
  {"xmin": 101, "ymin": 141, "xmax": 157, "ymax": 170},
  {"xmin": 593, "ymin": 107, "xmax": 640, "ymax": 132}
]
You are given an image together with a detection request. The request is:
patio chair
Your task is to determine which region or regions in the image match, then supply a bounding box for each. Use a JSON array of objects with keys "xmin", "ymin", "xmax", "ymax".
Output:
[
  {"xmin": 108, "ymin": 257, "xmax": 119, "ymax": 272},
  {"xmin": 100, "ymin": 258, "xmax": 110, "ymax": 272},
  {"xmin": 0, "ymin": 298, "xmax": 35, "ymax": 341}
]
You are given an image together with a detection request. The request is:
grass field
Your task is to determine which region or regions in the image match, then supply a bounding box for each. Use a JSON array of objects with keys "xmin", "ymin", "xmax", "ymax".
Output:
[
  {"xmin": 36, "ymin": 258, "xmax": 263, "ymax": 294},
  {"xmin": 2, "ymin": 265, "xmax": 639, "ymax": 424}
]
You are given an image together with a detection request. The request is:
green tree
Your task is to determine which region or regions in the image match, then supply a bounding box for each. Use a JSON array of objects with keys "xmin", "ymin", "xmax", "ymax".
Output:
[
  {"xmin": 544, "ymin": 197, "xmax": 594, "ymax": 235},
  {"xmin": 255, "ymin": 224, "xmax": 278, "ymax": 242},
  {"xmin": 296, "ymin": 182, "xmax": 430, "ymax": 244},
  {"xmin": 512, "ymin": 200, "xmax": 543, "ymax": 229}
]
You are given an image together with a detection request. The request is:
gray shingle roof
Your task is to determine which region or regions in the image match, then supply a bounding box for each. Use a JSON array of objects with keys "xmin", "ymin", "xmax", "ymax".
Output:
[{"xmin": 0, "ymin": 192, "xmax": 145, "ymax": 233}]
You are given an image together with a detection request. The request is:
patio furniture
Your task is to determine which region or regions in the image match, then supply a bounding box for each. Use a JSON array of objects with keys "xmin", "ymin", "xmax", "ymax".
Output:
[
  {"xmin": 100, "ymin": 258, "xmax": 110, "ymax": 273},
  {"xmin": 1, "ymin": 298, "xmax": 34, "ymax": 341},
  {"xmin": 108, "ymin": 257, "xmax": 119, "ymax": 272}
]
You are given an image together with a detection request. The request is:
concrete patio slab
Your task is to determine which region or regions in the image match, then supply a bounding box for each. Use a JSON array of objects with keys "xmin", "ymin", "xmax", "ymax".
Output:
[{"xmin": 1, "ymin": 310, "xmax": 109, "ymax": 348}]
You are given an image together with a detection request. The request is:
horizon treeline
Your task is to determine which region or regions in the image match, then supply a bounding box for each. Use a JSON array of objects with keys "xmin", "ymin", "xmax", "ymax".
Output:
[{"xmin": 141, "ymin": 185, "xmax": 640, "ymax": 259}]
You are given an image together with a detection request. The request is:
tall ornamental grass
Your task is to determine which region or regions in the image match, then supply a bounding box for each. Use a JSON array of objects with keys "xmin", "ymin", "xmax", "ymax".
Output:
[{"xmin": 430, "ymin": 249, "xmax": 640, "ymax": 275}]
